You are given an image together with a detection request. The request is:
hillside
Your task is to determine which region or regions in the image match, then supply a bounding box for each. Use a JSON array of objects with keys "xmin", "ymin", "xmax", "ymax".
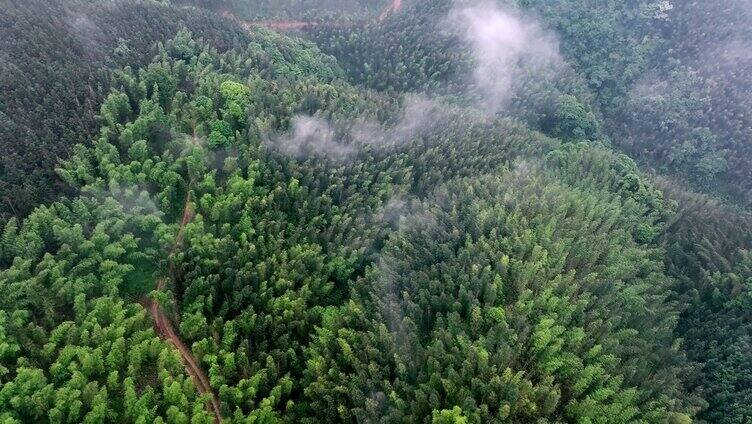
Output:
[
  {"xmin": 0, "ymin": 0, "xmax": 254, "ymax": 223},
  {"xmin": 1, "ymin": 1, "xmax": 751, "ymax": 423}
]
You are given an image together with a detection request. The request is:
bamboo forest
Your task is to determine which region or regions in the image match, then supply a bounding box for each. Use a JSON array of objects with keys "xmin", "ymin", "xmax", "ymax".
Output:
[{"xmin": 1, "ymin": 0, "xmax": 751, "ymax": 423}]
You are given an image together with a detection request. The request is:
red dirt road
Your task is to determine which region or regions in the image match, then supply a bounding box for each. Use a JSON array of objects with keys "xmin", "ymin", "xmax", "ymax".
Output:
[
  {"xmin": 145, "ymin": 191, "xmax": 223, "ymax": 423},
  {"xmin": 254, "ymin": 20, "xmax": 319, "ymax": 30},
  {"xmin": 147, "ymin": 282, "xmax": 223, "ymax": 422},
  {"xmin": 147, "ymin": 0, "xmax": 407, "ymax": 418}
]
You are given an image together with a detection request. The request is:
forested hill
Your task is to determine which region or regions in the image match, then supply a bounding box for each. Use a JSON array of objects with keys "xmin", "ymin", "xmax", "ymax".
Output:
[
  {"xmin": 1, "ymin": 0, "xmax": 751, "ymax": 423},
  {"xmin": 307, "ymin": 0, "xmax": 752, "ymax": 206},
  {"xmin": 0, "ymin": 0, "xmax": 253, "ymax": 224}
]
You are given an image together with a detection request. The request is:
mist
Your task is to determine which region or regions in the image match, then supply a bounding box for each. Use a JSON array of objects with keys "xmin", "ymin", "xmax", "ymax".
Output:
[
  {"xmin": 275, "ymin": 115, "xmax": 356, "ymax": 159},
  {"xmin": 448, "ymin": 1, "xmax": 561, "ymax": 114},
  {"xmin": 273, "ymin": 94, "xmax": 450, "ymax": 160},
  {"xmin": 87, "ymin": 184, "xmax": 164, "ymax": 218},
  {"xmin": 64, "ymin": 8, "xmax": 106, "ymax": 58},
  {"xmin": 350, "ymin": 94, "xmax": 448, "ymax": 146},
  {"xmin": 272, "ymin": 1, "xmax": 564, "ymax": 160},
  {"xmin": 374, "ymin": 195, "xmax": 408, "ymax": 227}
]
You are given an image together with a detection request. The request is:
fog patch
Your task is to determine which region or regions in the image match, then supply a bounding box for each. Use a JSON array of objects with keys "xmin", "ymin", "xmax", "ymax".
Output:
[
  {"xmin": 275, "ymin": 115, "xmax": 356, "ymax": 160},
  {"xmin": 374, "ymin": 208, "xmax": 437, "ymax": 355},
  {"xmin": 375, "ymin": 196, "xmax": 409, "ymax": 227},
  {"xmin": 628, "ymin": 72, "xmax": 671, "ymax": 103},
  {"xmin": 447, "ymin": 1, "xmax": 562, "ymax": 114},
  {"xmin": 64, "ymin": 8, "xmax": 106, "ymax": 59},
  {"xmin": 373, "ymin": 253, "xmax": 415, "ymax": 362},
  {"xmin": 351, "ymin": 94, "xmax": 448, "ymax": 147},
  {"xmin": 85, "ymin": 184, "xmax": 164, "ymax": 218},
  {"xmin": 272, "ymin": 94, "xmax": 451, "ymax": 160},
  {"xmin": 271, "ymin": 3, "xmax": 562, "ymax": 159},
  {"xmin": 716, "ymin": 37, "xmax": 752, "ymax": 66}
]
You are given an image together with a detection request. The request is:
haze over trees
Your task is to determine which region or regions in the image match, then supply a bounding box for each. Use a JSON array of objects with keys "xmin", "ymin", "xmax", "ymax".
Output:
[{"xmin": 0, "ymin": 0, "xmax": 750, "ymax": 423}]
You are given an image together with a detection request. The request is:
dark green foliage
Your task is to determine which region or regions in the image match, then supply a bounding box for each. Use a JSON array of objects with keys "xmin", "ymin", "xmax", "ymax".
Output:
[
  {"xmin": 308, "ymin": 0, "xmax": 468, "ymax": 93},
  {"xmin": 520, "ymin": 0, "xmax": 752, "ymax": 203},
  {"xmin": 0, "ymin": 0, "xmax": 261, "ymax": 224},
  {"xmin": 549, "ymin": 95, "xmax": 600, "ymax": 142},
  {"xmin": 302, "ymin": 155, "xmax": 689, "ymax": 423},
  {"xmin": 657, "ymin": 180, "xmax": 752, "ymax": 423},
  {"xmin": 3, "ymin": 1, "xmax": 752, "ymax": 422}
]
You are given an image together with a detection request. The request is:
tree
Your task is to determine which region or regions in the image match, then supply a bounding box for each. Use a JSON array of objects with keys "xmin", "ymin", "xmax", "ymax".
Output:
[{"xmin": 432, "ymin": 407, "xmax": 468, "ymax": 424}]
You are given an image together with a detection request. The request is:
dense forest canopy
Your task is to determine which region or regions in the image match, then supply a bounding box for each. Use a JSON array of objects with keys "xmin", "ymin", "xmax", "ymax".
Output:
[
  {"xmin": 174, "ymin": 0, "xmax": 393, "ymax": 20},
  {"xmin": 1, "ymin": 0, "xmax": 751, "ymax": 423},
  {"xmin": 0, "ymin": 0, "xmax": 255, "ymax": 224}
]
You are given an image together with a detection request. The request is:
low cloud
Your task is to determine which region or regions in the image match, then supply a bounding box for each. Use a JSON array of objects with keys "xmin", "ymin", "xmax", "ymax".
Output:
[
  {"xmin": 83, "ymin": 184, "xmax": 164, "ymax": 218},
  {"xmin": 715, "ymin": 36, "xmax": 752, "ymax": 67},
  {"xmin": 272, "ymin": 2, "xmax": 562, "ymax": 159},
  {"xmin": 64, "ymin": 8, "xmax": 106, "ymax": 59},
  {"xmin": 375, "ymin": 196, "xmax": 408, "ymax": 227},
  {"xmin": 351, "ymin": 94, "xmax": 448, "ymax": 146},
  {"xmin": 447, "ymin": 1, "xmax": 562, "ymax": 114},
  {"xmin": 375, "ymin": 207, "xmax": 436, "ymax": 352},
  {"xmin": 275, "ymin": 115, "xmax": 356, "ymax": 159},
  {"xmin": 273, "ymin": 94, "xmax": 450, "ymax": 160}
]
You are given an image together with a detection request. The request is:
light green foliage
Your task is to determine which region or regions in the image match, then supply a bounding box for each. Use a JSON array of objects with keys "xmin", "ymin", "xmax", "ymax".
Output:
[
  {"xmin": 141, "ymin": 63, "xmax": 177, "ymax": 109},
  {"xmin": 302, "ymin": 157, "xmax": 687, "ymax": 422},
  {"xmin": 101, "ymin": 92, "xmax": 133, "ymax": 127},
  {"xmin": 432, "ymin": 406, "xmax": 467, "ymax": 424},
  {"xmin": 208, "ymin": 119, "xmax": 232, "ymax": 147},
  {"xmin": 2, "ymin": 4, "xmax": 742, "ymax": 422},
  {"xmin": 552, "ymin": 95, "xmax": 599, "ymax": 141}
]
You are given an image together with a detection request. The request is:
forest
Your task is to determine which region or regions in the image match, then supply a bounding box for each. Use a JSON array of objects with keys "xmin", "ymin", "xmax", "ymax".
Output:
[{"xmin": 0, "ymin": 0, "xmax": 750, "ymax": 423}]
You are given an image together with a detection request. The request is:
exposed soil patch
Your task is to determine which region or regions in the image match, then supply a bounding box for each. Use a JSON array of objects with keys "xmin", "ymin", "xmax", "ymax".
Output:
[{"xmin": 144, "ymin": 190, "xmax": 223, "ymax": 423}]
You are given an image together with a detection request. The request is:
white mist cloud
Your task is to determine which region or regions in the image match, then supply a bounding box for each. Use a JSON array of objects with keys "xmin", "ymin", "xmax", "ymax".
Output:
[
  {"xmin": 351, "ymin": 94, "xmax": 448, "ymax": 147},
  {"xmin": 448, "ymin": 1, "xmax": 561, "ymax": 113},
  {"xmin": 273, "ymin": 94, "xmax": 450, "ymax": 160},
  {"xmin": 275, "ymin": 115, "xmax": 356, "ymax": 159},
  {"xmin": 272, "ymin": 3, "xmax": 563, "ymax": 159},
  {"xmin": 85, "ymin": 184, "xmax": 164, "ymax": 217},
  {"xmin": 375, "ymin": 196, "xmax": 408, "ymax": 226},
  {"xmin": 64, "ymin": 9, "xmax": 105, "ymax": 57},
  {"xmin": 374, "ymin": 207, "xmax": 436, "ymax": 352}
]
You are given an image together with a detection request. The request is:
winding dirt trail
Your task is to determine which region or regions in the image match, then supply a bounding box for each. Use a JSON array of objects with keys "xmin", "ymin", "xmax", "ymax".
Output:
[
  {"xmin": 145, "ymin": 191, "xmax": 224, "ymax": 423},
  {"xmin": 145, "ymin": 2, "xmax": 406, "ymax": 419}
]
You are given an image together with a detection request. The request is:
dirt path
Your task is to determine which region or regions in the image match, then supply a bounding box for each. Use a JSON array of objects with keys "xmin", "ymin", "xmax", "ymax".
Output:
[
  {"xmin": 145, "ymin": 191, "xmax": 224, "ymax": 423},
  {"xmin": 148, "ymin": 283, "xmax": 223, "ymax": 422},
  {"xmin": 146, "ymin": 2, "xmax": 407, "ymax": 418}
]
